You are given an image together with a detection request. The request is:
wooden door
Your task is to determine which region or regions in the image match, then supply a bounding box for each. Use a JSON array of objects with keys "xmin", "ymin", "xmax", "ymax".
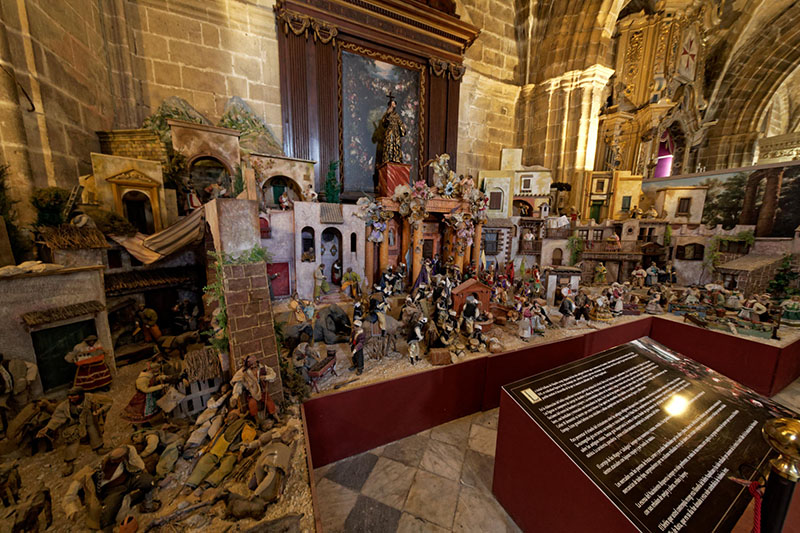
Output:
[
  {"xmin": 31, "ymin": 319, "xmax": 96, "ymax": 392},
  {"xmin": 268, "ymin": 262, "xmax": 291, "ymax": 297}
]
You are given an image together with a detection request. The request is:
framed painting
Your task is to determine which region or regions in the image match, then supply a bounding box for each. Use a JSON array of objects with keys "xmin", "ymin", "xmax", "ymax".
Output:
[{"xmin": 338, "ymin": 42, "xmax": 425, "ymax": 194}]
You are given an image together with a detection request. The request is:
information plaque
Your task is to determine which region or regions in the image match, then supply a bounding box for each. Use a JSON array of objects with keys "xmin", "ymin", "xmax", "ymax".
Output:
[{"xmin": 505, "ymin": 337, "xmax": 796, "ymax": 533}]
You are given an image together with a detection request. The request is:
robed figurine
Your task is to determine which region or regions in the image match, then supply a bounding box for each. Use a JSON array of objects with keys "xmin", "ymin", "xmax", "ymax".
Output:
[{"xmin": 379, "ymin": 93, "xmax": 407, "ymax": 165}]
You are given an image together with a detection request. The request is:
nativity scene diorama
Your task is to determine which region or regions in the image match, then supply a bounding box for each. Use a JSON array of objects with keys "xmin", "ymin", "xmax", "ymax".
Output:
[{"xmin": 2, "ymin": 1, "xmax": 800, "ymax": 531}]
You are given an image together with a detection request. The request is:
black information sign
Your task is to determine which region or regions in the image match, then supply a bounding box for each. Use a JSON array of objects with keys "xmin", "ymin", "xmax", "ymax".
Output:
[{"xmin": 506, "ymin": 337, "xmax": 797, "ymax": 533}]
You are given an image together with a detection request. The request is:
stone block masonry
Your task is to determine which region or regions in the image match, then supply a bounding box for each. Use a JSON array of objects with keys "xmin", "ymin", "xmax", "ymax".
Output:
[{"xmin": 223, "ymin": 261, "xmax": 283, "ymax": 405}]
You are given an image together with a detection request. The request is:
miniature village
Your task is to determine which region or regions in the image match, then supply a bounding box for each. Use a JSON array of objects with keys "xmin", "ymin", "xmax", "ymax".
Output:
[{"xmin": 2, "ymin": 0, "xmax": 800, "ymax": 531}]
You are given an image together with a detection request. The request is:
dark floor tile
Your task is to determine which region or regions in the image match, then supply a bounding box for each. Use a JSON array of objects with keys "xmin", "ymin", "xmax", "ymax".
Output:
[
  {"xmin": 324, "ymin": 452, "xmax": 380, "ymax": 491},
  {"xmin": 382, "ymin": 433, "xmax": 429, "ymax": 468},
  {"xmin": 460, "ymin": 449, "xmax": 495, "ymax": 491},
  {"xmin": 344, "ymin": 494, "xmax": 402, "ymax": 533}
]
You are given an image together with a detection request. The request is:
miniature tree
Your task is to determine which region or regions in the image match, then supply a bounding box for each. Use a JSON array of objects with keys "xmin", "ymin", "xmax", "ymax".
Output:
[
  {"xmin": 768, "ymin": 254, "xmax": 799, "ymax": 300},
  {"xmin": 31, "ymin": 187, "xmax": 70, "ymax": 226},
  {"xmin": 324, "ymin": 161, "xmax": 340, "ymax": 204}
]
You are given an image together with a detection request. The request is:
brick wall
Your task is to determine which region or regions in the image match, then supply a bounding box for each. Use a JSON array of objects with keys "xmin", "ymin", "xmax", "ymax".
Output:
[
  {"xmin": 97, "ymin": 130, "xmax": 170, "ymax": 166},
  {"xmin": 0, "ymin": 0, "xmax": 282, "ymax": 208},
  {"xmin": 223, "ymin": 261, "xmax": 283, "ymax": 404}
]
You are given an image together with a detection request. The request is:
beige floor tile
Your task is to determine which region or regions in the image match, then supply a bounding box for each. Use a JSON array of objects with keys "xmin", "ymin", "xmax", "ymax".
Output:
[
  {"xmin": 420, "ymin": 438, "xmax": 466, "ymax": 481},
  {"xmin": 397, "ymin": 512, "xmax": 451, "ymax": 533},
  {"xmin": 315, "ymin": 477, "xmax": 359, "ymax": 533},
  {"xmin": 468, "ymin": 424, "xmax": 498, "ymax": 457},
  {"xmin": 429, "ymin": 415, "xmax": 472, "ymax": 448},
  {"xmin": 361, "ymin": 456, "xmax": 418, "ymax": 510},
  {"xmin": 453, "ymin": 485, "xmax": 517, "ymax": 532},
  {"xmin": 404, "ymin": 470, "xmax": 461, "ymax": 529}
]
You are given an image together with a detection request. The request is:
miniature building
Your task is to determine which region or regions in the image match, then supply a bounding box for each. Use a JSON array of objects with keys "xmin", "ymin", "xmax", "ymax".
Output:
[
  {"xmin": 653, "ymin": 186, "xmax": 708, "ymax": 224},
  {"xmin": 452, "ymin": 278, "xmax": 492, "ymax": 314},
  {"xmin": 545, "ymin": 266, "xmax": 582, "ymax": 306},
  {"xmin": 715, "ymin": 254, "xmax": 785, "ymax": 294}
]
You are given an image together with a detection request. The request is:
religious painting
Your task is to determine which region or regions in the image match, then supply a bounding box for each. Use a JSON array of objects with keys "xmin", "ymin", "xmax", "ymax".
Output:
[
  {"xmin": 339, "ymin": 44, "xmax": 424, "ymax": 193},
  {"xmin": 641, "ymin": 160, "xmax": 800, "ymax": 236}
]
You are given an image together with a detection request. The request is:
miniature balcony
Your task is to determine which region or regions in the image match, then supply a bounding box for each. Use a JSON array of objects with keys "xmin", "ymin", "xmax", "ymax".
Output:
[
  {"xmin": 518, "ymin": 239, "xmax": 542, "ymax": 255},
  {"xmin": 544, "ymin": 227, "xmax": 573, "ymax": 239}
]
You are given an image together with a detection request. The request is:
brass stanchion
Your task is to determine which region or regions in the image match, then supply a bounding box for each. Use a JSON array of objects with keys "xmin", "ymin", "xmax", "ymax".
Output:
[{"xmin": 762, "ymin": 418, "xmax": 800, "ymax": 533}]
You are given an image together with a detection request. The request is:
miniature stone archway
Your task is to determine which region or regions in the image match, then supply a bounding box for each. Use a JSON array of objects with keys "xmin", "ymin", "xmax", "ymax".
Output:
[
  {"xmin": 188, "ymin": 156, "xmax": 232, "ymax": 203},
  {"xmin": 122, "ymin": 190, "xmax": 155, "ymax": 234},
  {"xmin": 262, "ymin": 175, "xmax": 303, "ymax": 206}
]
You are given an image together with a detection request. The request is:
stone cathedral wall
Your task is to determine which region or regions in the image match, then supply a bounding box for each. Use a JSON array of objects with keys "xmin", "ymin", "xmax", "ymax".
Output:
[{"xmin": 0, "ymin": 0, "xmax": 282, "ymax": 195}]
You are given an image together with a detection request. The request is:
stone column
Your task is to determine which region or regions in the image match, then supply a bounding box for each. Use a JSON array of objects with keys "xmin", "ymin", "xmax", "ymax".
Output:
[
  {"xmin": 401, "ymin": 218, "xmax": 411, "ymax": 282},
  {"xmin": 0, "ymin": 19, "xmax": 34, "ymax": 224},
  {"xmin": 411, "ymin": 221, "xmax": 423, "ymax": 283},
  {"xmin": 379, "ymin": 227, "xmax": 390, "ymax": 274},
  {"xmin": 472, "ymin": 222, "xmax": 483, "ymax": 267},
  {"xmin": 455, "ymin": 244, "xmax": 465, "ymax": 273},
  {"xmin": 443, "ymin": 226, "xmax": 454, "ymax": 263},
  {"xmin": 365, "ymin": 229, "xmax": 374, "ymax": 287}
]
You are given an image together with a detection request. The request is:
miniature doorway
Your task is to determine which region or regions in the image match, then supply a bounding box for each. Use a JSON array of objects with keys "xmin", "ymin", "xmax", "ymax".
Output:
[
  {"xmin": 189, "ymin": 156, "xmax": 230, "ymax": 203},
  {"xmin": 122, "ymin": 190, "xmax": 155, "ymax": 234},
  {"xmin": 31, "ymin": 319, "xmax": 96, "ymax": 392},
  {"xmin": 590, "ymin": 201, "xmax": 603, "ymax": 223},
  {"xmin": 262, "ymin": 175, "xmax": 302, "ymax": 207},
  {"xmin": 321, "ymin": 227, "xmax": 343, "ymax": 286}
]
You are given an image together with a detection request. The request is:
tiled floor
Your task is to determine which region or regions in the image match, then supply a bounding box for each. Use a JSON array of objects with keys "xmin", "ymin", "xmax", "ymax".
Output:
[{"xmin": 313, "ymin": 409, "xmax": 521, "ymax": 532}]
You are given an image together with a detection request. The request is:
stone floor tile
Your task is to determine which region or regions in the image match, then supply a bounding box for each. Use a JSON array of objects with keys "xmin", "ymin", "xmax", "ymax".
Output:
[
  {"xmin": 315, "ymin": 477, "xmax": 359, "ymax": 533},
  {"xmin": 472, "ymin": 408, "xmax": 499, "ymax": 430},
  {"xmin": 396, "ymin": 512, "xmax": 451, "ymax": 533},
  {"xmin": 344, "ymin": 494, "xmax": 403, "ymax": 533},
  {"xmin": 361, "ymin": 456, "xmax": 418, "ymax": 509},
  {"xmin": 453, "ymin": 485, "xmax": 518, "ymax": 532},
  {"xmin": 460, "ymin": 449, "xmax": 495, "ymax": 491},
  {"xmin": 468, "ymin": 424, "xmax": 497, "ymax": 457},
  {"xmin": 420, "ymin": 438, "xmax": 466, "ymax": 480},
  {"xmin": 429, "ymin": 415, "xmax": 472, "ymax": 448},
  {"xmin": 383, "ymin": 433, "xmax": 430, "ymax": 468},
  {"xmin": 404, "ymin": 470, "xmax": 461, "ymax": 529},
  {"xmin": 369, "ymin": 444, "xmax": 386, "ymax": 456},
  {"xmin": 313, "ymin": 463, "xmax": 333, "ymax": 484},
  {"xmin": 323, "ymin": 452, "xmax": 379, "ymax": 491}
]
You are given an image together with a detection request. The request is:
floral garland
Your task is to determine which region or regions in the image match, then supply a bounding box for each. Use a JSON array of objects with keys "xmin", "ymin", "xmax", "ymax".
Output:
[
  {"xmin": 392, "ymin": 180, "xmax": 432, "ymax": 224},
  {"xmin": 443, "ymin": 212, "xmax": 475, "ymax": 252},
  {"xmin": 356, "ymin": 197, "xmax": 393, "ymax": 243}
]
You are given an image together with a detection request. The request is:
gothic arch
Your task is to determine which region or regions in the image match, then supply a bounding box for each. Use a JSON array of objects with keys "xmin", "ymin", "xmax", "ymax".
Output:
[{"xmin": 701, "ymin": 4, "xmax": 800, "ymax": 169}]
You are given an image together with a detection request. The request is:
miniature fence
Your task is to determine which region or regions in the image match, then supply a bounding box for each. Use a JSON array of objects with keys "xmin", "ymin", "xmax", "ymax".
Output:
[{"xmin": 172, "ymin": 378, "xmax": 222, "ymax": 418}]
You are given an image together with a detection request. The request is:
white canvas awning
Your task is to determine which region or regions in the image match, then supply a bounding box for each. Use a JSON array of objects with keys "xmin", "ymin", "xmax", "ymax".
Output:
[{"xmin": 110, "ymin": 206, "xmax": 205, "ymax": 264}]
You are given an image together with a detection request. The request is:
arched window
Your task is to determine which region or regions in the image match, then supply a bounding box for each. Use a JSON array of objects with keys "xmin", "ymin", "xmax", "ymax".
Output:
[
  {"xmin": 301, "ymin": 227, "xmax": 315, "ymax": 262},
  {"xmin": 552, "ymin": 248, "xmax": 563, "ymax": 266},
  {"xmin": 350, "ymin": 232, "xmax": 357, "ymax": 253},
  {"xmin": 189, "ymin": 156, "xmax": 230, "ymax": 203}
]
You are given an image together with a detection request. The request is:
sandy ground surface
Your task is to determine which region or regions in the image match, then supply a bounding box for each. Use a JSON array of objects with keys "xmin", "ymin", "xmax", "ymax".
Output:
[{"xmin": 0, "ymin": 359, "xmax": 315, "ymax": 533}]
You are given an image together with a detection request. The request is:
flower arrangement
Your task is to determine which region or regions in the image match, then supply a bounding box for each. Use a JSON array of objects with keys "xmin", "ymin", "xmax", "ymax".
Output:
[
  {"xmin": 466, "ymin": 188, "xmax": 489, "ymax": 223},
  {"xmin": 443, "ymin": 212, "xmax": 476, "ymax": 252},
  {"xmin": 425, "ymin": 153, "xmax": 460, "ymax": 198},
  {"xmin": 392, "ymin": 179, "xmax": 433, "ymax": 223},
  {"xmin": 356, "ymin": 197, "xmax": 393, "ymax": 243}
]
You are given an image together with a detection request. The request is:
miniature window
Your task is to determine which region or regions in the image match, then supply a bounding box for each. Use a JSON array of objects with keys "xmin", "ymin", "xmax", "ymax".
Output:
[
  {"xmin": 552, "ymin": 248, "xmax": 563, "ymax": 266},
  {"xmin": 595, "ymin": 180, "xmax": 605, "ymax": 193},
  {"xmin": 489, "ymin": 190, "xmax": 503, "ymax": 210},
  {"xmin": 521, "ymin": 176, "xmax": 532, "ymax": 191},
  {"xmin": 592, "ymin": 229, "xmax": 603, "ymax": 241},
  {"xmin": 621, "ymin": 196, "xmax": 632, "ymax": 211},
  {"xmin": 676, "ymin": 197, "xmax": 691, "ymax": 215},
  {"xmin": 388, "ymin": 229, "xmax": 396, "ymax": 247},
  {"xmin": 350, "ymin": 232, "xmax": 357, "ymax": 253},
  {"xmin": 107, "ymin": 249, "xmax": 123, "ymax": 269},
  {"xmin": 301, "ymin": 227, "xmax": 315, "ymax": 262},
  {"xmin": 719, "ymin": 240, "xmax": 749, "ymax": 254},
  {"xmin": 483, "ymin": 231, "xmax": 499, "ymax": 255},
  {"xmin": 676, "ymin": 243, "xmax": 704, "ymax": 260},
  {"xmin": 578, "ymin": 229, "xmax": 589, "ymax": 240}
]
